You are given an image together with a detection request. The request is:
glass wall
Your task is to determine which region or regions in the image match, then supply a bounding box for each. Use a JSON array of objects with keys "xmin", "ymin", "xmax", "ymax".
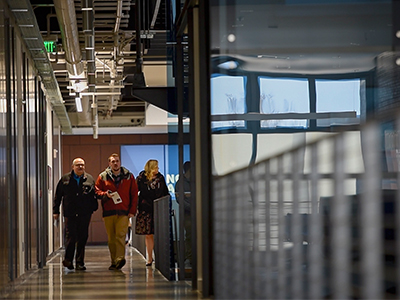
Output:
[
  {"xmin": 0, "ymin": 0, "xmax": 48, "ymax": 292},
  {"xmin": 0, "ymin": 0, "xmax": 8, "ymax": 291},
  {"xmin": 210, "ymin": 0, "xmax": 400, "ymax": 298},
  {"xmin": 210, "ymin": 0, "xmax": 392, "ymax": 175}
]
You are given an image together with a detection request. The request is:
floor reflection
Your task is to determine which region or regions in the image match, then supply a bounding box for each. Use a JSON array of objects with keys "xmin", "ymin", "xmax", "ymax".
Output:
[{"xmin": 2, "ymin": 246, "xmax": 202, "ymax": 299}]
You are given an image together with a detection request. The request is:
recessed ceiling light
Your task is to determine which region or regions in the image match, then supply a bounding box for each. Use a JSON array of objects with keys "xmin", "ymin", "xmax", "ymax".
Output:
[
  {"xmin": 227, "ymin": 34, "xmax": 236, "ymax": 43},
  {"xmin": 396, "ymin": 31, "xmax": 400, "ymax": 39}
]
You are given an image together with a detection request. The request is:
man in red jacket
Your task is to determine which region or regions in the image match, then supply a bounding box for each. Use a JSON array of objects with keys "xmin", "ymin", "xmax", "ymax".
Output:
[{"xmin": 95, "ymin": 153, "xmax": 138, "ymax": 270}]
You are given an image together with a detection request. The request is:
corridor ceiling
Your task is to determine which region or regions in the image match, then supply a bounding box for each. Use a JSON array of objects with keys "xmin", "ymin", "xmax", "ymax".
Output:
[
  {"xmin": 10, "ymin": 0, "xmax": 394, "ymax": 135},
  {"xmin": 26, "ymin": 0, "xmax": 169, "ymax": 133},
  {"xmin": 210, "ymin": 1, "xmax": 392, "ymax": 75}
]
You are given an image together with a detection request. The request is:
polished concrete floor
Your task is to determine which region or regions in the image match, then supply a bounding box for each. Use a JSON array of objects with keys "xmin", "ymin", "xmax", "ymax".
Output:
[{"xmin": 2, "ymin": 246, "xmax": 202, "ymax": 299}]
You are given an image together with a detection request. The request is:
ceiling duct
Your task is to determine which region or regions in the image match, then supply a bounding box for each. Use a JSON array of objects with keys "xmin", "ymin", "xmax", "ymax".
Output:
[
  {"xmin": 53, "ymin": 0, "xmax": 84, "ymax": 76},
  {"xmin": 81, "ymin": 0, "xmax": 97, "ymax": 137},
  {"xmin": 28, "ymin": 0, "xmax": 166, "ymax": 131},
  {"xmin": 54, "ymin": 0, "xmax": 92, "ymax": 126}
]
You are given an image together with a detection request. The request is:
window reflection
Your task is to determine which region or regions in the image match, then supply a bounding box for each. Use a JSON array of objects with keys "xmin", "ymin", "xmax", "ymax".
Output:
[
  {"xmin": 259, "ymin": 76, "xmax": 309, "ymax": 128},
  {"xmin": 316, "ymin": 78, "xmax": 362, "ymax": 127},
  {"xmin": 211, "ymin": 74, "xmax": 247, "ymax": 130}
]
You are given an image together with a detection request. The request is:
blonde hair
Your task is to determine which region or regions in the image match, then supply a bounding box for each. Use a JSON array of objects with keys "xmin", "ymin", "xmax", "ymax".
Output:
[{"xmin": 144, "ymin": 159, "xmax": 158, "ymax": 180}]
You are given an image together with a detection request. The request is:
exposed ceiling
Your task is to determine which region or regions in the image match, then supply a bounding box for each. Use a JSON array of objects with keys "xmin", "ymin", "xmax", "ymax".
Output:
[
  {"xmin": 27, "ymin": 0, "xmax": 169, "ymax": 134},
  {"xmin": 10, "ymin": 0, "xmax": 395, "ymax": 136}
]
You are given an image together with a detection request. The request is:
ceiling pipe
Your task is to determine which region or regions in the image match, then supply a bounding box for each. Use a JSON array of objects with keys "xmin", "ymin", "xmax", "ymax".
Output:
[
  {"xmin": 132, "ymin": 0, "xmax": 146, "ymax": 87},
  {"xmin": 82, "ymin": 0, "xmax": 97, "ymax": 137},
  {"xmin": 114, "ymin": 0, "xmax": 123, "ymax": 33},
  {"xmin": 150, "ymin": 0, "xmax": 162, "ymax": 29},
  {"xmin": 108, "ymin": 0, "xmax": 124, "ymax": 113},
  {"xmin": 54, "ymin": 0, "xmax": 93, "ymax": 128},
  {"xmin": 136, "ymin": 0, "xmax": 143, "ymax": 75},
  {"xmin": 53, "ymin": 0, "xmax": 84, "ymax": 77}
]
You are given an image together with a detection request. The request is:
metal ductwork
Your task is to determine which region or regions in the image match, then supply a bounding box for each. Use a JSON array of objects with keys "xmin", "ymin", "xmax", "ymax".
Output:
[
  {"xmin": 82, "ymin": 0, "xmax": 97, "ymax": 137},
  {"xmin": 54, "ymin": 0, "xmax": 92, "ymax": 128},
  {"xmin": 53, "ymin": 0, "xmax": 84, "ymax": 76},
  {"xmin": 28, "ymin": 0, "xmax": 168, "ymax": 132},
  {"xmin": 108, "ymin": 0, "xmax": 123, "ymax": 112}
]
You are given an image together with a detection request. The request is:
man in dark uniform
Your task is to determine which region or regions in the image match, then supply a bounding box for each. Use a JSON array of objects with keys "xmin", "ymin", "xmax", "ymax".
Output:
[
  {"xmin": 175, "ymin": 161, "xmax": 192, "ymax": 267},
  {"xmin": 53, "ymin": 157, "xmax": 98, "ymax": 271}
]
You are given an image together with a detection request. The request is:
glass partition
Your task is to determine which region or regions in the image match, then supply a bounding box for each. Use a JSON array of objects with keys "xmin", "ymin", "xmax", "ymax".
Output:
[
  {"xmin": 210, "ymin": 1, "xmax": 399, "ymax": 299},
  {"xmin": 210, "ymin": 0, "xmax": 392, "ymax": 174}
]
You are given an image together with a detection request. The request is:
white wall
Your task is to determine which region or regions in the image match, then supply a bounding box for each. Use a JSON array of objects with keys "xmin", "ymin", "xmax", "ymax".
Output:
[
  {"xmin": 212, "ymin": 134, "xmax": 253, "ymax": 176},
  {"xmin": 146, "ymin": 104, "xmax": 168, "ymax": 125},
  {"xmin": 212, "ymin": 131, "xmax": 364, "ymax": 198}
]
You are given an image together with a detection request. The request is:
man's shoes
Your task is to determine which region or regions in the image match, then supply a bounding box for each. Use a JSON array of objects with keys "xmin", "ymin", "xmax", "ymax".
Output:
[
  {"xmin": 115, "ymin": 258, "xmax": 126, "ymax": 270},
  {"xmin": 108, "ymin": 264, "xmax": 116, "ymax": 270},
  {"xmin": 75, "ymin": 264, "xmax": 86, "ymax": 271},
  {"xmin": 62, "ymin": 260, "xmax": 74, "ymax": 270}
]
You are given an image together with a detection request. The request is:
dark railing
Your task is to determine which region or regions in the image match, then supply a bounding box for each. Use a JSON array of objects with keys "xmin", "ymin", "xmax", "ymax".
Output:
[
  {"xmin": 214, "ymin": 119, "xmax": 399, "ymax": 299},
  {"xmin": 154, "ymin": 195, "xmax": 175, "ymax": 280}
]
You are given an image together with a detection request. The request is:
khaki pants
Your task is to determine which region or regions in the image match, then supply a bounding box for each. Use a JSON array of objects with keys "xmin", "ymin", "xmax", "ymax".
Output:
[{"xmin": 104, "ymin": 215, "xmax": 129, "ymax": 264}]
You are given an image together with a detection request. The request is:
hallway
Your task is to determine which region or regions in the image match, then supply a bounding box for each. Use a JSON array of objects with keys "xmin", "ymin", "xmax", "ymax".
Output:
[{"xmin": 1, "ymin": 246, "xmax": 202, "ymax": 299}]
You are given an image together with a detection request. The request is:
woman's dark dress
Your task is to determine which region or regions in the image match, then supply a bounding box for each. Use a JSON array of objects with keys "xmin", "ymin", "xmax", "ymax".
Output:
[{"xmin": 135, "ymin": 171, "xmax": 169, "ymax": 235}]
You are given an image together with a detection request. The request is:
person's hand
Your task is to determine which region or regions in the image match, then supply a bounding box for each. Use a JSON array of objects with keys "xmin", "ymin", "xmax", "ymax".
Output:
[
  {"xmin": 128, "ymin": 213, "xmax": 135, "ymax": 218},
  {"xmin": 53, "ymin": 214, "xmax": 59, "ymax": 220},
  {"xmin": 106, "ymin": 190, "xmax": 112, "ymax": 198}
]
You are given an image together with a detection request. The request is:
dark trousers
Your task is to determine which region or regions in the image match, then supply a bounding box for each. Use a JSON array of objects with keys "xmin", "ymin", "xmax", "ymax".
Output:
[
  {"xmin": 64, "ymin": 214, "xmax": 92, "ymax": 265},
  {"xmin": 183, "ymin": 213, "xmax": 192, "ymax": 264}
]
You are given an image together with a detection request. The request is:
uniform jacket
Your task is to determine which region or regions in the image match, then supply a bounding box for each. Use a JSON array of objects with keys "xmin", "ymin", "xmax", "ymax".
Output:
[
  {"xmin": 95, "ymin": 166, "xmax": 138, "ymax": 217},
  {"xmin": 53, "ymin": 171, "xmax": 98, "ymax": 217},
  {"xmin": 137, "ymin": 171, "xmax": 170, "ymax": 214}
]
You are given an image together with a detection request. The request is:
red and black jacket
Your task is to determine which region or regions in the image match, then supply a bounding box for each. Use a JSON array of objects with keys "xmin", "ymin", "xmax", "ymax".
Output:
[{"xmin": 95, "ymin": 166, "xmax": 138, "ymax": 217}]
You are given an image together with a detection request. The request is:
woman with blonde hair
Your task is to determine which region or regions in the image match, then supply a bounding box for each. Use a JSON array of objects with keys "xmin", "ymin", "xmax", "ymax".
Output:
[{"xmin": 135, "ymin": 159, "xmax": 169, "ymax": 266}]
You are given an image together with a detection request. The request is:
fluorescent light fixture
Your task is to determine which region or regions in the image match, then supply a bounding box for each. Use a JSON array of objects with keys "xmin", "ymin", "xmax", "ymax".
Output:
[{"xmin": 75, "ymin": 96, "xmax": 83, "ymax": 112}]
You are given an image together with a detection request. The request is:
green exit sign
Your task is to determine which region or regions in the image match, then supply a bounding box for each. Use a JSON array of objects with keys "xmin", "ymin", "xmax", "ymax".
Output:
[{"xmin": 44, "ymin": 41, "xmax": 56, "ymax": 53}]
